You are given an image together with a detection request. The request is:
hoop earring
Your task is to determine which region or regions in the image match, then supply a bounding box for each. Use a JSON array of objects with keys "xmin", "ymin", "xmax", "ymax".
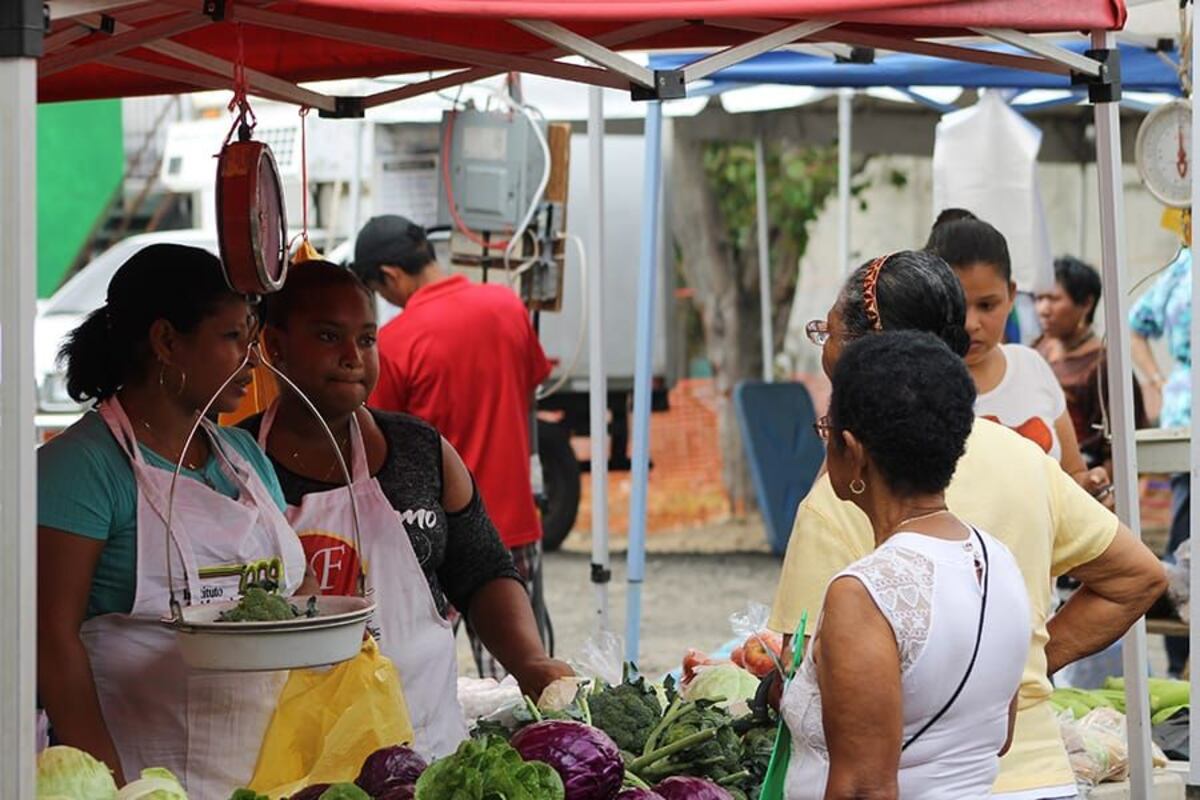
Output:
[
  {"xmin": 159, "ymin": 363, "xmax": 188, "ymax": 397},
  {"xmin": 849, "ymin": 478, "xmax": 866, "ymax": 496}
]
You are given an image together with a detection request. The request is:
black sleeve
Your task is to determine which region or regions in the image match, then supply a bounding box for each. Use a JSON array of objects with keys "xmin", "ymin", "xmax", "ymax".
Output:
[{"xmin": 439, "ymin": 483, "xmax": 523, "ymax": 614}]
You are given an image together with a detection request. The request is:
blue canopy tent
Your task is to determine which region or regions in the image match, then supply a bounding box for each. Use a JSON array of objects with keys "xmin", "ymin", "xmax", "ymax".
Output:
[{"xmin": 650, "ymin": 40, "xmax": 1182, "ymax": 92}]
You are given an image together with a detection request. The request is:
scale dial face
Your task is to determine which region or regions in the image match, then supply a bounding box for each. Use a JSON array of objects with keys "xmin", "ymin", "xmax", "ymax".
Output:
[
  {"xmin": 254, "ymin": 151, "xmax": 287, "ymax": 286},
  {"xmin": 1136, "ymin": 98, "xmax": 1192, "ymax": 208}
]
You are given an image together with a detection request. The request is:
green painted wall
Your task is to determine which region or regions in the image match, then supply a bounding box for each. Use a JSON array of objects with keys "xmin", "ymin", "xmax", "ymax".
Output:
[{"xmin": 37, "ymin": 100, "xmax": 124, "ymax": 298}]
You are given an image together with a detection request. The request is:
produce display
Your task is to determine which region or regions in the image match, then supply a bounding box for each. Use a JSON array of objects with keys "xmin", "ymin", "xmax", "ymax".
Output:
[
  {"xmin": 36, "ymin": 747, "xmax": 189, "ymax": 800},
  {"xmin": 465, "ymin": 654, "xmax": 777, "ymax": 800},
  {"xmin": 1049, "ymin": 677, "xmax": 1189, "ymax": 724},
  {"xmin": 217, "ymin": 586, "xmax": 318, "ymax": 623},
  {"xmin": 414, "ymin": 736, "xmax": 563, "ymax": 799}
]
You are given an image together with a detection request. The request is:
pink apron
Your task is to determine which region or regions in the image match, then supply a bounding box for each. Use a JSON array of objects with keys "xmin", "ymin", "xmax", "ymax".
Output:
[
  {"xmin": 258, "ymin": 403, "xmax": 467, "ymax": 758},
  {"xmin": 81, "ymin": 398, "xmax": 306, "ymax": 797}
]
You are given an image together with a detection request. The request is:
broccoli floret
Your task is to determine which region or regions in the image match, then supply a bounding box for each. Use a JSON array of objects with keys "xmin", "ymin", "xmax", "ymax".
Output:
[
  {"xmin": 633, "ymin": 699, "xmax": 745, "ymax": 788},
  {"xmin": 217, "ymin": 586, "xmax": 299, "ymax": 622},
  {"xmin": 589, "ymin": 671, "xmax": 664, "ymax": 753}
]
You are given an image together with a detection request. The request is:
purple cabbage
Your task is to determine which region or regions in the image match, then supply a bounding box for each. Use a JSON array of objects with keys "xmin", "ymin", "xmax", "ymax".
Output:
[
  {"xmin": 615, "ymin": 789, "xmax": 666, "ymax": 800},
  {"xmin": 355, "ymin": 745, "xmax": 427, "ymax": 797},
  {"xmin": 509, "ymin": 720, "xmax": 625, "ymax": 800},
  {"xmin": 653, "ymin": 776, "xmax": 735, "ymax": 800},
  {"xmin": 374, "ymin": 786, "xmax": 416, "ymax": 800},
  {"xmin": 288, "ymin": 785, "xmax": 330, "ymax": 800}
]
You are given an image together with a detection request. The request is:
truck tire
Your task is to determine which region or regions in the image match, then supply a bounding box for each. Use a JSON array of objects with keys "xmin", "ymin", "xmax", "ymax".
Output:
[{"xmin": 538, "ymin": 419, "xmax": 581, "ymax": 552}]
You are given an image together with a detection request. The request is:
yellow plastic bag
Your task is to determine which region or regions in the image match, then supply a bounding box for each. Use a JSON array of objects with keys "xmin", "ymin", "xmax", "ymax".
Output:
[{"xmin": 249, "ymin": 638, "xmax": 415, "ymax": 799}]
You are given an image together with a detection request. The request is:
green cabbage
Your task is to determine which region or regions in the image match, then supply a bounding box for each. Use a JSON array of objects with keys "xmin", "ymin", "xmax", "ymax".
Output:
[
  {"xmin": 683, "ymin": 665, "xmax": 760, "ymax": 714},
  {"xmin": 37, "ymin": 746, "xmax": 118, "ymax": 800},
  {"xmin": 116, "ymin": 767, "xmax": 187, "ymax": 800}
]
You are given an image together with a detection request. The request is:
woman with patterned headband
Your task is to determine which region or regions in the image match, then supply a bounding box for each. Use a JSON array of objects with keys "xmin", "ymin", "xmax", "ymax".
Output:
[{"xmin": 775, "ymin": 250, "xmax": 1165, "ymax": 799}]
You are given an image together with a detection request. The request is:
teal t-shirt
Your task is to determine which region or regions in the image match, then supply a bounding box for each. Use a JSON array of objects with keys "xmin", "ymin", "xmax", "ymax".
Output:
[{"xmin": 38, "ymin": 411, "xmax": 287, "ymax": 619}]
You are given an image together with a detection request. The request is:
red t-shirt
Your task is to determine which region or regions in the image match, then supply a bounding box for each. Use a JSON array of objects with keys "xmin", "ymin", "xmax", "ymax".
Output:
[{"xmin": 370, "ymin": 275, "xmax": 552, "ymax": 548}]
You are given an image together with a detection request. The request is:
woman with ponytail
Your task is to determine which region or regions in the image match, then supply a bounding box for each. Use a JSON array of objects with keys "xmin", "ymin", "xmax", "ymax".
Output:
[
  {"xmin": 772, "ymin": 250, "xmax": 1165, "ymax": 799},
  {"xmin": 37, "ymin": 244, "xmax": 309, "ymax": 795}
]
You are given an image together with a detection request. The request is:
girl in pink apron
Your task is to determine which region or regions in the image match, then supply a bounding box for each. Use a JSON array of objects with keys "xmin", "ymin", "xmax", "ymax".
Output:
[
  {"xmin": 38, "ymin": 245, "xmax": 309, "ymax": 796},
  {"xmin": 243, "ymin": 260, "xmax": 573, "ymax": 758}
]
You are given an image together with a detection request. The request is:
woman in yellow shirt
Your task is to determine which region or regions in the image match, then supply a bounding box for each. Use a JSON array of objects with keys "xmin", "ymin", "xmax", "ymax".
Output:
[{"xmin": 780, "ymin": 249, "xmax": 1165, "ymax": 799}]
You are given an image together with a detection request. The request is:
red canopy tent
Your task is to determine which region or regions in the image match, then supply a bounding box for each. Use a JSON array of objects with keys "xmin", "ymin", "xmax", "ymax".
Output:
[{"xmin": 1, "ymin": 0, "xmax": 1162, "ymax": 797}]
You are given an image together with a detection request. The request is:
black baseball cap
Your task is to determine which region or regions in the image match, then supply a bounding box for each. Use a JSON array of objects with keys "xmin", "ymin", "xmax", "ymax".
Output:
[{"xmin": 351, "ymin": 215, "xmax": 435, "ymax": 280}]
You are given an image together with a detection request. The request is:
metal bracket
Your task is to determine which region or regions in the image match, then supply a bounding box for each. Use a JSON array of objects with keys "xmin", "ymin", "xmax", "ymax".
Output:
[
  {"xmin": 1072, "ymin": 47, "xmax": 1122, "ymax": 104},
  {"xmin": 837, "ymin": 46, "xmax": 874, "ymax": 64},
  {"xmin": 591, "ymin": 563, "xmax": 613, "ymax": 584},
  {"xmin": 0, "ymin": 0, "xmax": 44, "ymax": 58},
  {"xmin": 318, "ymin": 95, "xmax": 366, "ymax": 118},
  {"xmin": 630, "ymin": 69, "xmax": 685, "ymax": 101},
  {"xmin": 202, "ymin": 0, "xmax": 225, "ymax": 21}
]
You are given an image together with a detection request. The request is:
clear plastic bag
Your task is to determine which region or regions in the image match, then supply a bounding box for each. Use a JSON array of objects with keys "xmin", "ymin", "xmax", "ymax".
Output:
[
  {"xmin": 729, "ymin": 603, "xmax": 785, "ymax": 679},
  {"xmin": 1059, "ymin": 707, "xmax": 1168, "ymax": 787},
  {"xmin": 570, "ymin": 629, "xmax": 624, "ymax": 686}
]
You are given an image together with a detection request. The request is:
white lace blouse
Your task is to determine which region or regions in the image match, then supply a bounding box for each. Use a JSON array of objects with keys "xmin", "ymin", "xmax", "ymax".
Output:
[{"xmin": 780, "ymin": 529, "xmax": 1030, "ymax": 799}]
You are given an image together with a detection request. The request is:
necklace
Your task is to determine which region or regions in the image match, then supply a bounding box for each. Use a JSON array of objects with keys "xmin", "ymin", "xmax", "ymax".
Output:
[
  {"xmin": 132, "ymin": 415, "xmax": 204, "ymax": 472},
  {"xmin": 1064, "ymin": 329, "xmax": 1096, "ymax": 353},
  {"xmin": 287, "ymin": 431, "xmax": 352, "ymax": 482},
  {"xmin": 893, "ymin": 507, "xmax": 950, "ymax": 532}
]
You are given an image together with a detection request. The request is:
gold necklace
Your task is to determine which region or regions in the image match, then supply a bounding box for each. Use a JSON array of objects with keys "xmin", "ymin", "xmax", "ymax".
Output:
[
  {"xmin": 893, "ymin": 507, "xmax": 950, "ymax": 532},
  {"xmin": 133, "ymin": 416, "xmax": 203, "ymax": 471},
  {"xmin": 287, "ymin": 432, "xmax": 352, "ymax": 482}
]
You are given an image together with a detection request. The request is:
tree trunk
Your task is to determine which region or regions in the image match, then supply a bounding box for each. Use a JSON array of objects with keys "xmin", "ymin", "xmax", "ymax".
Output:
[{"xmin": 668, "ymin": 136, "xmax": 764, "ymax": 515}]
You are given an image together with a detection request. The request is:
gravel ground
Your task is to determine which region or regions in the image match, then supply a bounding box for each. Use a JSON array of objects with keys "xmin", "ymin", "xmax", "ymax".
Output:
[{"xmin": 456, "ymin": 520, "xmax": 783, "ymax": 677}]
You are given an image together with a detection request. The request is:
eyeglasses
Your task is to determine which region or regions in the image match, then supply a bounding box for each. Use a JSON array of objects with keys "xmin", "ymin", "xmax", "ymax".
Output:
[
  {"xmin": 806, "ymin": 319, "xmax": 830, "ymax": 347},
  {"xmin": 812, "ymin": 414, "xmax": 832, "ymax": 442}
]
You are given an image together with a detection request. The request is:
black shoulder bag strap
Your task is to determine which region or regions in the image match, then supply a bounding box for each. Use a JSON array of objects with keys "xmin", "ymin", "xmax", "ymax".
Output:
[{"xmin": 902, "ymin": 528, "xmax": 991, "ymax": 751}]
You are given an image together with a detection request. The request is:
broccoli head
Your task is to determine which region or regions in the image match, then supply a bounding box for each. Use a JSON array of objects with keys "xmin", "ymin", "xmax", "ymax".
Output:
[
  {"xmin": 589, "ymin": 673, "xmax": 664, "ymax": 754},
  {"xmin": 217, "ymin": 586, "xmax": 299, "ymax": 622},
  {"xmin": 634, "ymin": 699, "xmax": 745, "ymax": 787}
]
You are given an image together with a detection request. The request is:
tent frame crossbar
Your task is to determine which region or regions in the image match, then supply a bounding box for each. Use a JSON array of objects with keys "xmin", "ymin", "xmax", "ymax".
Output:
[{"xmin": 360, "ymin": 20, "xmax": 681, "ymax": 108}]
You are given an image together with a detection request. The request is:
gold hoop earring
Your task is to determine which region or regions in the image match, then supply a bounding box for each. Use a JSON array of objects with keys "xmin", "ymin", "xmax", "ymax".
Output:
[
  {"xmin": 159, "ymin": 363, "xmax": 187, "ymax": 397},
  {"xmin": 849, "ymin": 478, "xmax": 866, "ymax": 496}
]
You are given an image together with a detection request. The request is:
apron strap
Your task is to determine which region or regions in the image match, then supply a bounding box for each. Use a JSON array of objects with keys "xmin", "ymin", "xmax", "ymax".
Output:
[{"xmin": 97, "ymin": 397, "xmax": 149, "ymax": 466}]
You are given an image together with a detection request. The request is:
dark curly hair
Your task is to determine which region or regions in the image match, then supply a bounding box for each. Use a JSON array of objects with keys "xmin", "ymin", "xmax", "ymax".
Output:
[
  {"xmin": 925, "ymin": 211, "xmax": 1013, "ymax": 283},
  {"xmin": 1053, "ymin": 255, "xmax": 1102, "ymax": 324},
  {"xmin": 830, "ymin": 330, "xmax": 976, "ymax": 497},
  {"xmin": 839, "ymin": 250, "xmax": 971, "ymax": 357},
  {"xmin": 261, "ymin": 259, "xmax": 374, "ymax": 329},
  {"xmin": 60, "ymin": 244, "xmax": 241, "ymax": 402}
]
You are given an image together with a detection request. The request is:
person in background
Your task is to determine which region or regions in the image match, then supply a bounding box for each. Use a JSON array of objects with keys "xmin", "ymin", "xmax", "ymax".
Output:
[
  {"xmin": 349, "ymin": 215, "xmax": 553, "ymax": 679},
  {"xmin": 926, "ymin": 211, "xmax": 1112, "ymax": 505},
  {"xmin": 780, "ymin": 250, "xmax": 1165, "ymax": 800},
  {"xmin": 1034, "ymin": 256, "xmax": 1147, "ymax": 477},
  {"xmin": 782, "ymin": 330, "xmax": 1029, "ymax": 799},
  {"xmin": 243, "ymin": 261, "xmax": 572, "ymax": 755},
  {"xmin": 37, "ymin": 245, "xmax": 308, "ymax": 795},
  {"xmin": 1130, "ymin": 245, "xmax": 1193, "ymax": 678}
]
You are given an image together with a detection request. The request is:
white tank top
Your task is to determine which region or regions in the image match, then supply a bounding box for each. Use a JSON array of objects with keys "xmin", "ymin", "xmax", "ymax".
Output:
[{"xmin": 781, "ymin": 529, "xmax": 1030, "ymax": 799}]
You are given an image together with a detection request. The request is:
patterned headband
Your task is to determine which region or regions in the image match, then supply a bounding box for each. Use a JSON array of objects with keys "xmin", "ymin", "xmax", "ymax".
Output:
[{"xmin": 861, "ymin": 252, "xmax": 896, "ymax": 331}]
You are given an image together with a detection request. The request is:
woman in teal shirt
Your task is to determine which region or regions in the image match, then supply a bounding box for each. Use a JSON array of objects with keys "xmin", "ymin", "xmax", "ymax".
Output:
[{"xmin": 37, "ymin": 244, "xmax": 309, "ymax": 795}]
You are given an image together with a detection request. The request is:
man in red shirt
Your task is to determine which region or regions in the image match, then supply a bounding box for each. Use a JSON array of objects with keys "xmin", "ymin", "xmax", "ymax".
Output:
[{"xmin": 351, "ymin": 215, "xmax": 553, "ymax": 676}]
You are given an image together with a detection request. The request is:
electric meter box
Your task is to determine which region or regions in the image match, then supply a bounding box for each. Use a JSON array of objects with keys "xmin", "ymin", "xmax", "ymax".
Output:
[{"xmin": 436, "ymin": 108, "xmax": 547, "ymax": 233}]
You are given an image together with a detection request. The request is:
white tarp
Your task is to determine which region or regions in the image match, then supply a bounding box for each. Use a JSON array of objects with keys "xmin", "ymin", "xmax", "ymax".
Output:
[{"xmin": 932, "ymin": 91, "xmax": 1054, "ymax": 294}]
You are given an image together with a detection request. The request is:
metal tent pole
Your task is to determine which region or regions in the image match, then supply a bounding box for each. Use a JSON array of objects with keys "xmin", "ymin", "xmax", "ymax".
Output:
[
  {"xmin": 838, "ymin": 88, "xmax": 853, "ymax": 273},
  {"xmin": 1190, "ymin": 2, "xmax": 1200, "ymax": 786},
  {"xmin": 625, "ymin": 100, "xmax": 663, "ymax": 663},
  {"xmin": 0, "ymin": 1, "xmax": 42, "ymax": 795},
  {"xmin": 754, "ymin": 132, "xmax": 773, "ymax": 382},
  {"xmin": 587, "ymin": 87, "xmax": 611, "ymax": 633},
  {"xmin": 1091, "ymin": 28, "xmax": 1153, "ymax": 800}
]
